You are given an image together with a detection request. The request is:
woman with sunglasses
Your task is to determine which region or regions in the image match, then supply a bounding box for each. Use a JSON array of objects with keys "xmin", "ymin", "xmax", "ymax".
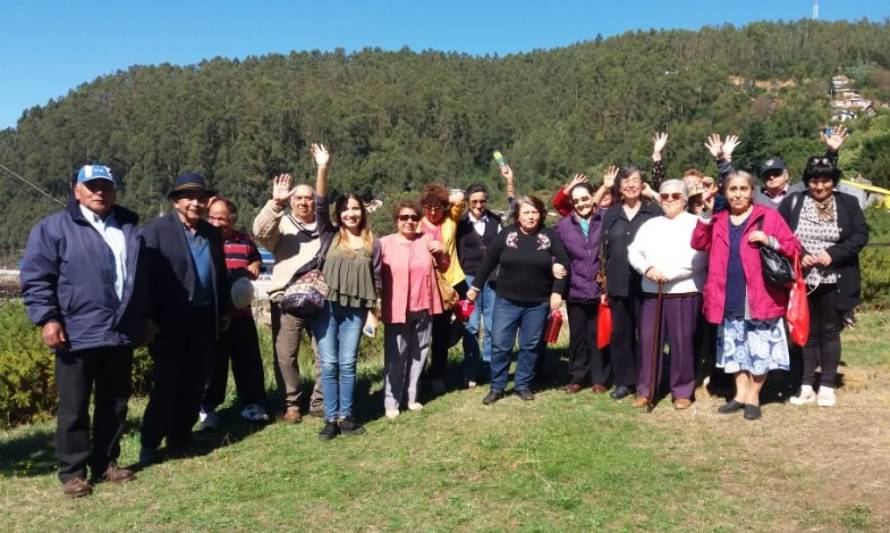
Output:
[
  {"xmin": 627, "ymin": 180, "xmax": 709, "ymax": 409},
  {"xmin": 779, "ymin": 157, "xmax": 868, "ymax": 407},
  {"xmin": 600, "ymin": 157, "xmax": 664, "ymax": 400},
  {"xmin": 554, "ymin": 178, "xmax": 609, "ymax": 394},
  {"xmin": 418, "ymin": 183, "xmax": 466, "ymax": 395},
  {"xmin": 692, "ymin": 171, "xmax": 800, "ymax": 420},
  {"xmin": 468, "ymin": 195, "xmax": 570, "ymax": 404},
  {"xmin": 380, "ymin": 200, "xmax": 449, "ymax": 419},
  {"xmin": 310, "ymin": 144, "xmax": 382, "ymax": 441}
]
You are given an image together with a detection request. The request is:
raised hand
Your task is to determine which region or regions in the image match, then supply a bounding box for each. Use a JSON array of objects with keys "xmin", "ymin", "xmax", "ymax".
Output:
[
  {"xmin": 310, "ymin": 143, "xmax": 330, "ymax": 167},
  {"xmin": 272, "ymin": 173, "xmax": 294, "ymax": 206},
  {"xmin": 566, "ymin": 173, "xmax": 588, "ymax": 191},
  {"xmin": 652, "ymin": 132, "xmax": 668, "ymax": 161},
  {"xmin": 499, "ymin": 163, "xmax": 515, "ymax": 183},
  {"xmin": 603, "ymin": 165, "xmax": 619, "ymax": 188},
  {"xmin": 822, "ymin": 125, "xmax": 849, "ymax": 152},
  {"xmin": 704, "ymin": 133, "xmax": 723, "ymax": 159},
  {"xmin": 722, "ymin": 134, "xmax": 741, "ymax": 160}
]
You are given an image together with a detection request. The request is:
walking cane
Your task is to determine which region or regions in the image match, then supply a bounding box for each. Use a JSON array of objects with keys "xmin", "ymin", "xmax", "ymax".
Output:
[{"xmin": 647, "ymin": 281, "xmax": 665, "ymax": 413}]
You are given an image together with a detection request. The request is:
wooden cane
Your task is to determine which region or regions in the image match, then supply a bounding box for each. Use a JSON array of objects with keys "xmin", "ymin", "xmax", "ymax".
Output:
[{"xmin": 647, "ymin": 281, "xmax": 665, "ymax": 413}]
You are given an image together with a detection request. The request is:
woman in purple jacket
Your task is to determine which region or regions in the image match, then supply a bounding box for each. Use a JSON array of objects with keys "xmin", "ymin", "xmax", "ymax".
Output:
[
  {"xmin": 554, "ymin": 182, "xmax": 608, "ymax": 393},
  {"xmin": 692, "ymin": 171, "xmax": 800, "ymax": 420}
]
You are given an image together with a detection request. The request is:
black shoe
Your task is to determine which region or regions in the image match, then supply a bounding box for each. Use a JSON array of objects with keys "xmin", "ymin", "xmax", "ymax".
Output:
[
  {"xmin": 610, "ymin": 386, "xmax": 631, "ymax": 400},
  {"xmin": 483, "ymin": 391, "xmax": 505, "ymax": 405},
  {"xmin": 743, "ymin": 404, "xmax": 762, "ymax": 421},
  {"xmin": 717, "ymin": 400, "xmax": 745, "ymax": 415},
  {"xmin": 516, "ymin": 389, "xmax": 535, "ymax": 401},
  {"xmin": 318, "ymin": 420, "xmax": 339, "ymax": 441},
  {"xmin": 338, "ymin": 417, "xmax": 366, "ymax": 436}
]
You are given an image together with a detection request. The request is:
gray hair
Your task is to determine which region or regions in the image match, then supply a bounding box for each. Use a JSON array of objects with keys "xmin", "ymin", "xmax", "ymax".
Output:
[
  {"xmin": 659, "ymin": 179, "xmax": 688, "ymax": 202},
  {"xmin": 724, "ymin": 170, "xmax": 755, "ymax": 190}
]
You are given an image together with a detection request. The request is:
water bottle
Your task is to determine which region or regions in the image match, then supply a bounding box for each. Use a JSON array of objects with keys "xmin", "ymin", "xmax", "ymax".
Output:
[
  {"xmin": 545, "ymin": 309, "xmax": 563, "ymax": 344},
  {"xmin": 492, "ymin": 150, "xmax": 508, "ymax": 168}
]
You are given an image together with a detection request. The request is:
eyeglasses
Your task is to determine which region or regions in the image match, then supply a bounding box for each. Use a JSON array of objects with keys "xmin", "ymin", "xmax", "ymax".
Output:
[
  {"xmin": 660, "ymin": 192, "xmax": 683, "ymax": 201},
  {"xmin": 701, "ymin": 179, "xmax": 715, "ymax": 188},
  {"xmin": 398, "ymin": 214, "xmax": 420, "ymax": 222},
  {"xmin": 423, "ymin": 205, "xmax": 443, "ymax": 212}
]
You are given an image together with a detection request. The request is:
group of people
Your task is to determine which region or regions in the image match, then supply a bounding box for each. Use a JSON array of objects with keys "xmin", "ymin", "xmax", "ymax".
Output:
[{"xmin": 21, "ymin": 127, "xmax": 869, "ymax": 498}]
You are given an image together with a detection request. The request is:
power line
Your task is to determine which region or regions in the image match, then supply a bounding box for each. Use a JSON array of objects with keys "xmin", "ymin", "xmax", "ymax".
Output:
[{"xmin": 0, "ymin": 163, "xmax": 66, "ymax": 207}]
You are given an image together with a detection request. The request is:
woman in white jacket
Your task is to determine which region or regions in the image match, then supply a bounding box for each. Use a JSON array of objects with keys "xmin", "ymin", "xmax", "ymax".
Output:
[{"xmin": 628, "ymin": 179, "xmax": 708, "ymax": 409}]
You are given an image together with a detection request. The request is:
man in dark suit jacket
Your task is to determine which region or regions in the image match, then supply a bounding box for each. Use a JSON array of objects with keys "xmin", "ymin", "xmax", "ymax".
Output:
[{"xmin": 139, "ymin": 172, "xmax": 229, "ymax": 463}]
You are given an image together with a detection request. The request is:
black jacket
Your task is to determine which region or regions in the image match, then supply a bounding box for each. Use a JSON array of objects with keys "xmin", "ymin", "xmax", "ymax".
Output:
[
  {"xmin": 778, "ymin": 191, "xmax": 869, "ymax": 310},
  {"xmin": 142, "ymin": 211, "xmax": 229, "ymax": 340},
  {"xmin": 601, "ymin": 201, "xmax": 663, "ymax": 298},
  {"xmin": 456, "ymin": 210, "xmax": 503, "ymax": 282}
]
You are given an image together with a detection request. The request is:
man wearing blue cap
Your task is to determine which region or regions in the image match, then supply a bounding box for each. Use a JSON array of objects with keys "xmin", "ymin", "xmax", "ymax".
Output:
[
  {"xmin": 21, "ymin": 164, "xmax": 148, "ymax": 497},
  {"xmin": 139, "ymin": 172, "xmax": 229, "ymax": 464}
]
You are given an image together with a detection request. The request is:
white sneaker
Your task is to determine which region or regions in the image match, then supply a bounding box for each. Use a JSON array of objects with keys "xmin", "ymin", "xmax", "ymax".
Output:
[
  {"xmin": 466, "ymin": 380, "xmax": 478, "ymax": 389},
  {"xmin": 789, "ymin": 385, "xmax": 816, "ymax": 406},
  {"xmin": 385, "ymin": 409, "xmax": 400, "ymax": 420},
  {"xmin": 241, "ymin": 404, "xmax": 270, "ymax": 422},
  {"xmin": 817, "ymin": 386, "xmax": 837, "ymax": 407},
  {"xmin": 199, "ymin": 409, "xmax": 220, "ymax": 431},
  {"xmin": 408, "ymin": 402, "xmax": 424, "ymax": 412}
]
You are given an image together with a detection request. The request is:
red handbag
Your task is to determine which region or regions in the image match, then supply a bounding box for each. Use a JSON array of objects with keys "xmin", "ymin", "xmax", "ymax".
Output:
[
  {"xmin": 597, "ymin": 300, "xmax": 612, "ymax": 349},
  {"xmin": 785, "ymin": 255, "xmax": 810, "ymax": 347}
]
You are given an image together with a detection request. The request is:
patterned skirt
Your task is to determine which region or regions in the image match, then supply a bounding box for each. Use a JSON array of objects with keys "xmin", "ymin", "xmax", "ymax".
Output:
[{"xmin": 716, "ymin": 316, "xmax": 790, "ymax": 376}]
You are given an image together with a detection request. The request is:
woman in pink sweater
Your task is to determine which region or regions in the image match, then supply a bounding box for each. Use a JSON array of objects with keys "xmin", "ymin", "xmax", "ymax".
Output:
[
  {"xmin": 379, "ymin": 199, "xmax": 448, "ymax": 419},
  {"xmin": 691, "ymin": 170, "xmax": 800, "ymax": 420}
]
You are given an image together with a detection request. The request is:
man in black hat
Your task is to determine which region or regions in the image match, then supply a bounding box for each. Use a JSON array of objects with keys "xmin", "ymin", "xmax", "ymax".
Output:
[
  {"xmin": 139, "ymin": 172, "xmax": 229, "ymax": 463},
  {"xmin": 754, "ymin": 157, "xmax": 805, "ymax": 209}
]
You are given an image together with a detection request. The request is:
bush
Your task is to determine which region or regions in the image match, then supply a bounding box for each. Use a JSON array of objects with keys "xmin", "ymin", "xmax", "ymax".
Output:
[
  {"xmin": 0, "ymin": 300, "xmax": 153, "ymax": 428},
  {"xmin": 861, "ymin": 209, "xmax": 890, "ymax": 308}
]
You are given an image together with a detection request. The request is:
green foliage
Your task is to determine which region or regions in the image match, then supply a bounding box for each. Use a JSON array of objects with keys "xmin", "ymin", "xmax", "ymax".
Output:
[
  {"xmin": 0, "ymin": 300, "xmax": 55, "ymax": 427},
  {"xmin": 2, "ymin": 20, "xmax": 890, "ymax": 257},
  {"xmin": 0, "ymin": 300, "xmax": 153, "ymax": 428}
]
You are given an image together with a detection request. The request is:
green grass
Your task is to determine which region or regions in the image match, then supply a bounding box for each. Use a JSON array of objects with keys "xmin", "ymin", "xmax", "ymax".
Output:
[{"xmin": 1, "ymin": 311, "xmax": 888, "ymax": 531}]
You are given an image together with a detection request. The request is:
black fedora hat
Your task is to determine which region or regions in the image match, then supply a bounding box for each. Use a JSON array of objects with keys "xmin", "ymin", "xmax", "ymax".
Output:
[{"xmin": 168, "ymin": 172, "xmax": 216, "ymax": 199}]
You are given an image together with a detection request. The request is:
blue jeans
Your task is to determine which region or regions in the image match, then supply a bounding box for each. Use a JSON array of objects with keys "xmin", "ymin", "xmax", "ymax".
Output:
[
  {"xmin": 462, "ymin": 274, "xmax": 494, "ymax": 380},
  {"xmin": 311, "ymin": 302, "xmax": 367, "ymax": 421},
  {"xmin": 490, "ymin": 296, "xmax": 550, "ymax": 393}
]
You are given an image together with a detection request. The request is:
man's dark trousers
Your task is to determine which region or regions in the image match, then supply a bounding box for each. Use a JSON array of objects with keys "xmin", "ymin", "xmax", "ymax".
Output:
[
  {"xmin": 141, "ymin": 305, "xmax": 215, "ymax": 450},
  {"xmin": 55, "ymin": 346, "xmax": 133, "ymax": 482},
  {"xmin": 203, "ymin": 313, "xmax": 267, "ymax": 411}
]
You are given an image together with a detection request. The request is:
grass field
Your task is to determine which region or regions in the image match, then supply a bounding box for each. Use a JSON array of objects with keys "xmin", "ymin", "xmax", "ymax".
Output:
[{"xmin": 1, "ymin": 311, "xmax": 888, "ymax": 532}]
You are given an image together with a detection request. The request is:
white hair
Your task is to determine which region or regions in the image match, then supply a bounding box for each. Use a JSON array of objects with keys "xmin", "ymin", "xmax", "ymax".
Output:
[{"xmin": 659, "ymin": 179, "xmax": 688, "ymax": 201}]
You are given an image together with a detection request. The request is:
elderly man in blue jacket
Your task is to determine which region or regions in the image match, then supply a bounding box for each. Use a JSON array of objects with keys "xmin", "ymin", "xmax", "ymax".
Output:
[
  {"xmin": 139, "ymin": 172, "xmax": 229, "ymax": 464},
  {"xmin": 21, "ymin": 164, "xmax": 148, "ymax": 498}
]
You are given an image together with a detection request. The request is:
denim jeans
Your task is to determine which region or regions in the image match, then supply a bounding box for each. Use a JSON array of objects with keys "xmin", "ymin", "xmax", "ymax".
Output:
[
  {"xmin": 462, "ymin": 274, "xmax": 494, "ymax": 380},
  {"xmin": 490, "ymin": 296, "xmax": 550, "ymax": 393},
  {"xmin": 311, "ymin": 301, "xmax": 368, "ymax": 421}
]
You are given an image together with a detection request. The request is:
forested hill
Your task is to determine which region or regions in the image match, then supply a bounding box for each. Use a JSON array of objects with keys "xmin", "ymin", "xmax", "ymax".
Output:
[{"xmin": 2, "ymin": 19, "xmax": 890, "ymax": 255}]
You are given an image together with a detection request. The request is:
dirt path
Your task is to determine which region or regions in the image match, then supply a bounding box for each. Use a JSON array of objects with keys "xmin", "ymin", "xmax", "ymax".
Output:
[{"xmin": 638, "ymin": 366, "xmax": 890, "ymax": 530}]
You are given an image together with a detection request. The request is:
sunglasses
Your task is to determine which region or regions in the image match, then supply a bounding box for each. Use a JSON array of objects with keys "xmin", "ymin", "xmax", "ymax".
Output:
[
  {"xmin": 660, "ymin": 192, "xmax": 683, "ymax": 201},
  {"xmin": 702, "ymin": 180, "xmax": 715, "ymax": 188},
  {"xmin": 763, "ymin": 171, "xmax": 784, "ymax": 180},
  {"xmin": 398, "ymin": 214, "xmax": 420, "ymax": 222},
  {"xmin": 811, "ymin": 157, "xmax": 832, "ymax": 166}
]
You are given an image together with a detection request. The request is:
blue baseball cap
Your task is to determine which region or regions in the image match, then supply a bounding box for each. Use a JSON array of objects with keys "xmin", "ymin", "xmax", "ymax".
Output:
[{"xmin": 77, "ymin": 164, "xmax": 115, "ymax": 184}]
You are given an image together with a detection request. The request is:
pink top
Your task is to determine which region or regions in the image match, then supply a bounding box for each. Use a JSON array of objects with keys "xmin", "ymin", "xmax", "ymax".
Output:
[
  {"xmin": 691, "ymin": 204, "xmax": 801, "ymax": 323},
  {"xmin": 379, "ymin": 233, "xmax": 444, "ymax": 324}
]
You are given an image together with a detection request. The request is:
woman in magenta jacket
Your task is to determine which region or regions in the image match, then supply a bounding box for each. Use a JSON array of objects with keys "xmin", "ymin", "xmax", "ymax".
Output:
[{"xmin": 691, "ymin": 170, "xmax": 800, "ymax": 420}]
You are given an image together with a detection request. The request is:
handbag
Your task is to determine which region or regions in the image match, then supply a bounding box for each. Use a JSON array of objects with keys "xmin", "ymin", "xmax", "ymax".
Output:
[
  {"xmin": 436, "ymin": 270, "xmax": 459, "ymax": 311},
  {"xmin": 596, "ymin": 300, "xmax": 612, "ymax": 349},
  {"xmin": 756, "ymin": 219, "xmax": 794, "ymax": 287},
  {"xmin": 280, "ymin": 268, "xmax": 328, "ymax": 318},
  {"xmin": 785, "ymin": 255, "xmax": 810, "ymax": 346}
]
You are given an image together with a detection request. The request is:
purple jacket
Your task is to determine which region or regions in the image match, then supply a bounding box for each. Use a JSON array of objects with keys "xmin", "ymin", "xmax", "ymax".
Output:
[
  {"xmin": 691, "ymin": 205, "xmax": 800, "ymax": 323},
  {"xmin": 555, "ymin": 211, "xmax": 603, "ymax": 302}
]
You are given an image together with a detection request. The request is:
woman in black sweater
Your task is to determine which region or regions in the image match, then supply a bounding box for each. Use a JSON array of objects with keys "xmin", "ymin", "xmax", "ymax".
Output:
[
  {"xmin": 468, "ymin": 195, "xmax": 570, "ymax": 404},
  {"xmin": 779, "ymin": 156, "xmax": 869, "ymax": 408}
]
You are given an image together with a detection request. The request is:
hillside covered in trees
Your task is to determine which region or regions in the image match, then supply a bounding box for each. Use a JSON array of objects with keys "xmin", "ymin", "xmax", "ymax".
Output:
[{"xmin": 2, "ymin": 19, "xmax": 890, "ymax": 258}]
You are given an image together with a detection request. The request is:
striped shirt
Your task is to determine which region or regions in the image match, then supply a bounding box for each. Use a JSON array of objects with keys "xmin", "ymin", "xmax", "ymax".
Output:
[{"xmin": 223, "ymin": 230, "xmax": 261, "ymax": 273}]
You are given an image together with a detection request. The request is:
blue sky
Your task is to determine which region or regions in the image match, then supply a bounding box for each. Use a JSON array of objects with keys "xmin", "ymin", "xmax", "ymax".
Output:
[{"xmin": 2, "ymin": 0, "xmax": 888, "ymax": 129}]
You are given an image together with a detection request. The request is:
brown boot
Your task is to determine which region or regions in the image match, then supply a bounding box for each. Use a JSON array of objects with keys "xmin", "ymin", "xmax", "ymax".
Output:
[
  {"xmin": 102, "ymin": 462, "xmax": 135, "ymax": 483},
  {"xmin": 564, "ymin": 384, "xmax": 583, "ymax": 395},
  {"xmin": 61, "ymin": 476, "xmax": 93, "ymax": 498},
  {"xmin": 591, "ymin": 384, "xmax": 608, "ymax": 394},
  {"xmin": 631, "ymin": 396, "xmax": 649, "ymax": 408},
  {"xmin": 282, "ymin": 407, "xmax": 302, "ymax": 424}
]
